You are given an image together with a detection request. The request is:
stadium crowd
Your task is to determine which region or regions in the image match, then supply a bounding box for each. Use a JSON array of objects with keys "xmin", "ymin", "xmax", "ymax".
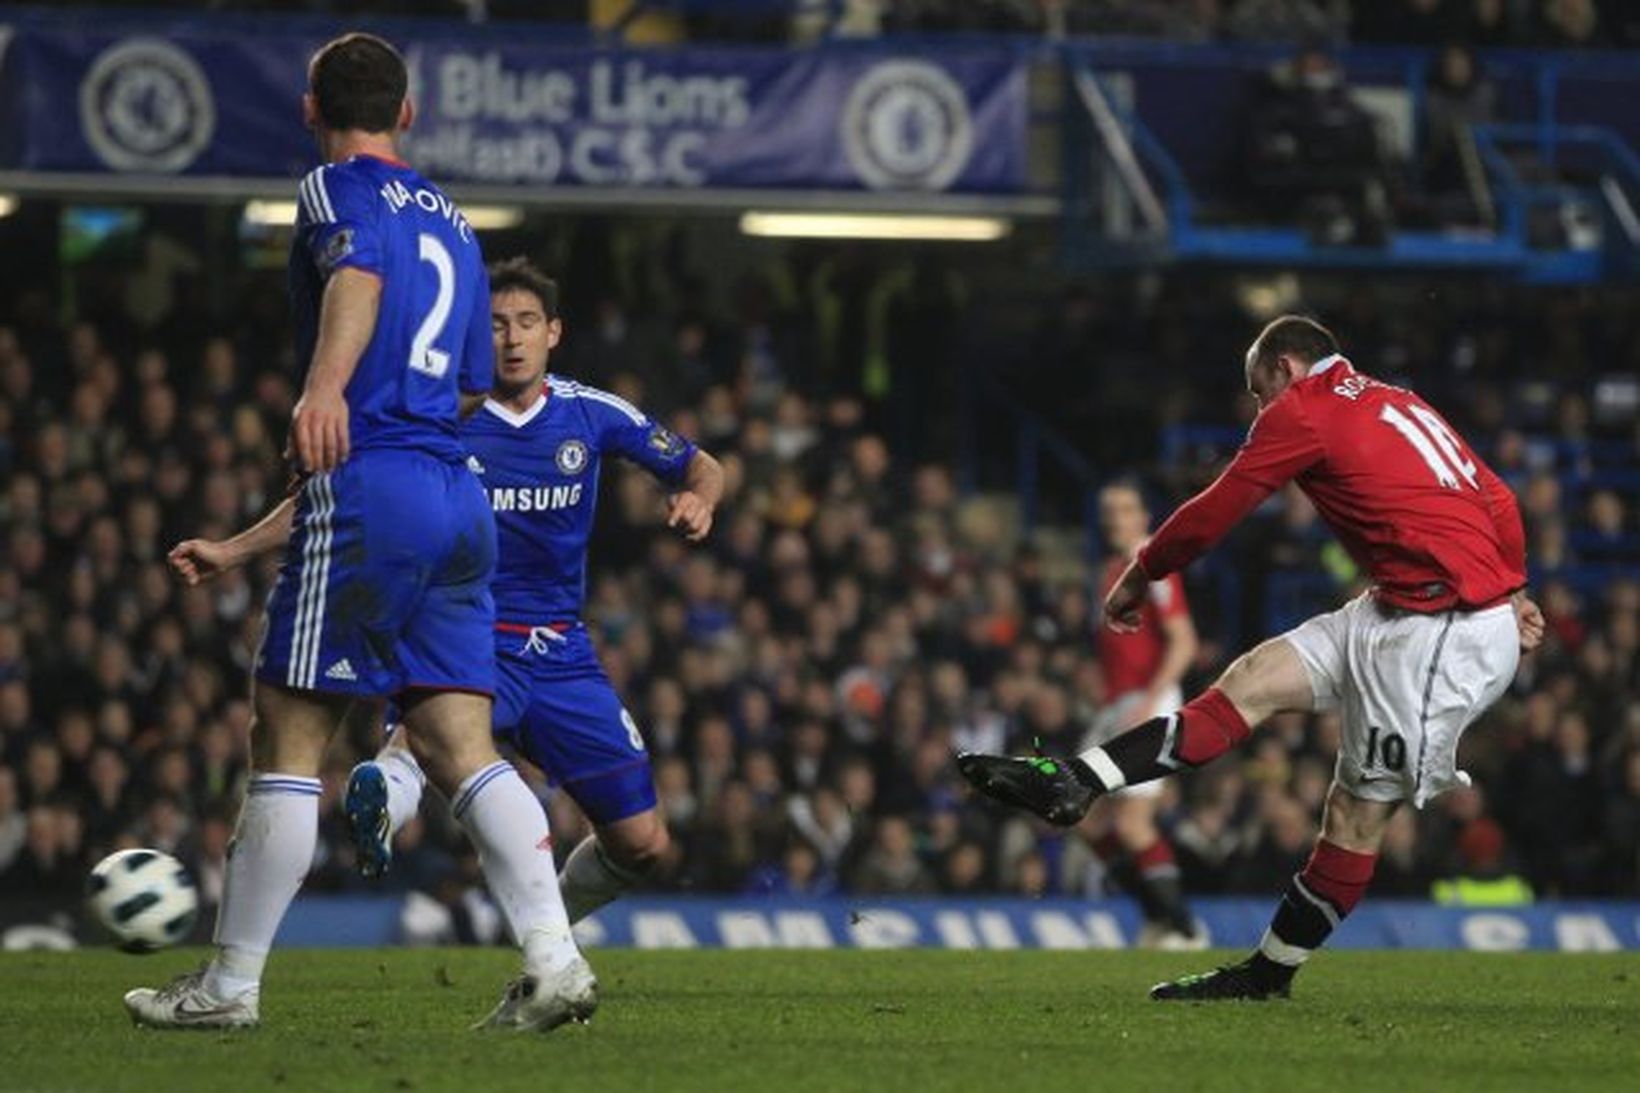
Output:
[{"xmin": 0, "ymin": 225, "xmax": 1637, "ymax": 929}]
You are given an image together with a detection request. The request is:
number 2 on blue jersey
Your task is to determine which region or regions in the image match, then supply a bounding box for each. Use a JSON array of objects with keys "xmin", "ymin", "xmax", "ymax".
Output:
[{"xmin": 411, "ymin": 232, "xmax": 455, "ymax": 379}]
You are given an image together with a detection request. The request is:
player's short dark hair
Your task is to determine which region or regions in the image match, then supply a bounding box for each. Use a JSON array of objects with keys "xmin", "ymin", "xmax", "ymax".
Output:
[
  {"xmin": 309, "ymin": 33, "xmax": 407, "ymax": 133},
  {"xmin": 1099, "ymin": 475, "xmax": 1147, "ymax": 505},
  {"xmin": 489, "ymin": 257, "xmax": 560, "ymax": 319},
  {"xmin": 1250, "ymin": 314, "xmax": 1340, "ymax": 368}
]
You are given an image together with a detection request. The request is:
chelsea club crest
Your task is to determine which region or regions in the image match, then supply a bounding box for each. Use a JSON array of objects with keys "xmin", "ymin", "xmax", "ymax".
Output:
[
  {"xmin": 79, "ymin": 38, "xmax": 216, "ymax": 173},
  {"xmin": 555, "ymin": 439, "xmax": 588, "ymax": 475}
]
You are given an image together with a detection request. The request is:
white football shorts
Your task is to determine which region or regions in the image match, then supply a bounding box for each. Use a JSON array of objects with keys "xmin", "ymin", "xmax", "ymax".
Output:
[{"xmin": 1283, "ymin": 592, "xmax": 1519, "ymax": 809}]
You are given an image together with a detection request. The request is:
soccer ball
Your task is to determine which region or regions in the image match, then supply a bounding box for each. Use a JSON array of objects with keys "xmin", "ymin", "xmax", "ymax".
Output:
[{"xmin": 86, "ymin": 848, "xmax": 200, "ymax": 953}]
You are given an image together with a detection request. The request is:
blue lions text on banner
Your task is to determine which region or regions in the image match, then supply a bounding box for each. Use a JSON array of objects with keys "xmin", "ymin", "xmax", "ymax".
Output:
[{"xmin": 2, "ymin": 26, "xmax": 1027, "ymax": 193}]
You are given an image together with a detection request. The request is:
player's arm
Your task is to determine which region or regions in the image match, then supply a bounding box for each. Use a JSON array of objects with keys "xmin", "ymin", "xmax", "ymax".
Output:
[
  {"xmin": 1474, "ymin": 459, "xmax": 1544, "ymax": 651},
  {"xmin": 599, "ymin": 395, "xmax": 719, "ymax": 542},
  {"xmin": 1471, "ymin": 456, "xmax": 1542, "ymax": 652},
  {"xmin": 1488, "ymin": 489, "xmax": 1545, "ymax": 652},
  {"xmin": 290, "ymin": 166, "xmax": 391, "ymax": 473},
  {"xmin": 666, "ymin": 449, "xmax": 725, "ymax": 543},
  {"xmin": 1107, "ymin": 395, "xmax": 1323, "ymax": 631},
  {"xmin": 168, "ymin": 496, "xmax": 296, "ymax": 586},
  {"xmin": 292, "ymin": 267, "xmax": 381, "ymax": 473},
  {"xmin": 457, "ymin": 257, "xmax": 495, "ymax": 421}
]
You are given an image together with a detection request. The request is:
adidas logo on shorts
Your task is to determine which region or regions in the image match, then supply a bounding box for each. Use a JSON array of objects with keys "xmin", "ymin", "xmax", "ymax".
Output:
[{"xmin": 325, "ymin": 659, "xmax": 358, "ymax": 682}]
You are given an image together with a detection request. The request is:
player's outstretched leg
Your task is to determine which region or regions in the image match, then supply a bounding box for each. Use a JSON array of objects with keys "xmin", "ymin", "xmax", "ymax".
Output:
[
  {"xmin": 961, "ymin": 639, "xmax": 1312, "ymax": 823},
  {"xmin": 1152, "ymin": 786, "xmax": 1387, "ymax": 1001},
  {"xmin": 958, "ymin": 686, "xmax": 1251, "ymax": 825},
  {"xmin": 345, "ymin": 732, "xmax": 426, "ymax": 879}
]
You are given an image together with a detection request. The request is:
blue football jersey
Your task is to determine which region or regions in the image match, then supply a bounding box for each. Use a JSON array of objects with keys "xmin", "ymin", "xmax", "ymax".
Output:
[
  {"xmin": 288, "ymin": 155, "xmax": 493, "ymax": 462},
  {"xmin": 463, "ymin": 376, "xmax": 697, "ymax": 622}
]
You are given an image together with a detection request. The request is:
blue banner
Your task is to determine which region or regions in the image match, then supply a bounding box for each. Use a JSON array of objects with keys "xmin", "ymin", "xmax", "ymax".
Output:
[
  {"xmin": 3, "ymin": 896, "xmax": 1635, "ymax": 951},
  {"xmin": 266, "ymin": 896, "xmax": 1640, "ymax": 952},
  {"xmin": 1, "ymin": 24, "xmax": 1027, "ymax": 193}
]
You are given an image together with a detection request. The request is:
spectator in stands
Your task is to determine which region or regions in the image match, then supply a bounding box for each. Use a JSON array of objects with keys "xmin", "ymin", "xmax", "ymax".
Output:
[
  {"xmin": 1242, "ymin": 48, "xmax": 1394, "ymax": 244},
  {"xmin": 1580, "ymin": 489, "xmax": 1632, "ymax": 561},
  {"xmin": 1536, "ymin": 0, "xmax": 1607, "ymax": 47},
  {"xmin": 1422, "ymin": 45, "xmax": 1495, "ymax": 225},
  {"xmin": 1464, "ymin": 0, "xmax": 1519, "ymax": 46},
  {"xmin": 1431, "ymin": 817, "xmax": 1535, "ymax": 905},
  {"xmin": 7, "ymin": 804, "xmax": 85, "ymax": 897},
  {"xmin": 850, "ymin": 815, "xmax": 937, "ymax": 894},
  {"xmin": 939, "ymin": 840, "xmax": 990, "ymax": 894}
]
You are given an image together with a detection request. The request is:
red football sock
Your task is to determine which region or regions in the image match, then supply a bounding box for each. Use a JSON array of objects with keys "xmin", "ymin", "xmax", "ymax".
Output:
[
  {"xmin": 1173, "ymin": 687, "xmax": 1252, "ymax": 766},
  {"xmin": 1297, "ymin": 838, "xmax": 1377, "ymax": 916},
  {"xmin": 1078, "ymin": 687, "xmax": 1256, "ymax": 791},
  {"xmin": 1134, "ymin": 838, "xmax": 1176, "ymax": 878}
]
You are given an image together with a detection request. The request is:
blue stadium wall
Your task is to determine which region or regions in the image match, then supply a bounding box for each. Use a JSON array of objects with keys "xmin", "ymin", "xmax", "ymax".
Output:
[{"xmin": 7, "ymin": 898, "xmax": 1636, "ymax": 952}]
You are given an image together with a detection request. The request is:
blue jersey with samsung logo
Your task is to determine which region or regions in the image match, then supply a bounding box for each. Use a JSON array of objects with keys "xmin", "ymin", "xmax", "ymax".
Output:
[
  {"xmin": 289, "ymin": 155, "xmax": 493, "ymax": 462},
  {"xmin": 463, "ymin": 376, "xmax": 697, "ymax": 623}
]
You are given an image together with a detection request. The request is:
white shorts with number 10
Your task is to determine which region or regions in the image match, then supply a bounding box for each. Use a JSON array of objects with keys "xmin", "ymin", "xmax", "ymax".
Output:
[{"xmin": 1284, "ymin": 592, "xmax": 1519, "ymax": 809}]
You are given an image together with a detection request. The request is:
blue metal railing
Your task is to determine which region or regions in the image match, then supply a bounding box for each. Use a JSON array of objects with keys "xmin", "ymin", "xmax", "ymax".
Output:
[
  {"xmin": 1473, "ymin": 122, "xmax": 1640, "ymax": 238},
  {"xmin": 959, "ymin": 371, "xmax": 1103, "ymax": 571},
  {"xmin": 1065, "ymin": 48, "xmax": 1640, "ymax": 280}
]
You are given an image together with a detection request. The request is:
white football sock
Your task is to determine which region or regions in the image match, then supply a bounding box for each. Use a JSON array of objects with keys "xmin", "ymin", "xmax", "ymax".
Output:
[
  {"xmin": 205, "ymin": 773, "xmax": 320, "ymax": 999},
  {"xmin": 452, "ymin": 761, "xmax": 580, "ymax": 972},
  {"xmin": 559, "ymin": 836, "xmax": 646, "ymax": 924},
  {"xmin": 376, "ymin": 746, "xmax": 426, "ymax": 838}
]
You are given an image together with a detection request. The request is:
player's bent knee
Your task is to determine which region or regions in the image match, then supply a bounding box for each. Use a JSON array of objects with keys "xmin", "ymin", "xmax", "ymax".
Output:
[
  {"xmin": 600, "ymin": 812, "xmax": 669, "ymax": 873},
  {"xmin": 409, "ymin": 736, "xmax": 501, "ymax": 797}
]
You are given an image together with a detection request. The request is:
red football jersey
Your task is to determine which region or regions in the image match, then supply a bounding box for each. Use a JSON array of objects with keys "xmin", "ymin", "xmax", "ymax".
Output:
[
  {"xmin": 1138, "ymin": 355, "xmax": 1526, "ymax": 613},
  {"xmin": 1097, "ymin": 556, "xmax": 1189, "ymax": 698}
]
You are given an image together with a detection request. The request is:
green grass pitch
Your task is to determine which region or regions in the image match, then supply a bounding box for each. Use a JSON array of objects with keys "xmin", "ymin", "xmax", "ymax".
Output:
[{"xmin": 0, "ymin": 948, "xmax": 1634, "ymax": 1092}]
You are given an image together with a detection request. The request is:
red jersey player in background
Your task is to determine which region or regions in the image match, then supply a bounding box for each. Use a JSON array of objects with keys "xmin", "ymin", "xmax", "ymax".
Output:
[
  {"xmin": 1083, "ymin": 481, "xmax": 1202, "ymax": 949},
  {"xmin": 961, "ymin": 315, "xmax": 1545, "ymax": 1001}
]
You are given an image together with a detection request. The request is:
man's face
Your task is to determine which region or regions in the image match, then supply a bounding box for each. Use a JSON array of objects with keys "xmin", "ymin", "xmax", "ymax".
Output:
[
  {"xmin": 1100, "ymin": 485, "xmax": 1149, "ymax": 551},
  {"xmin": 491, "ymin": 288, "xmax": 561, "ymax": 393},
  {"xmin": 1245, "ymin": 345, "xmax": 1300, "ymax": 412}
]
